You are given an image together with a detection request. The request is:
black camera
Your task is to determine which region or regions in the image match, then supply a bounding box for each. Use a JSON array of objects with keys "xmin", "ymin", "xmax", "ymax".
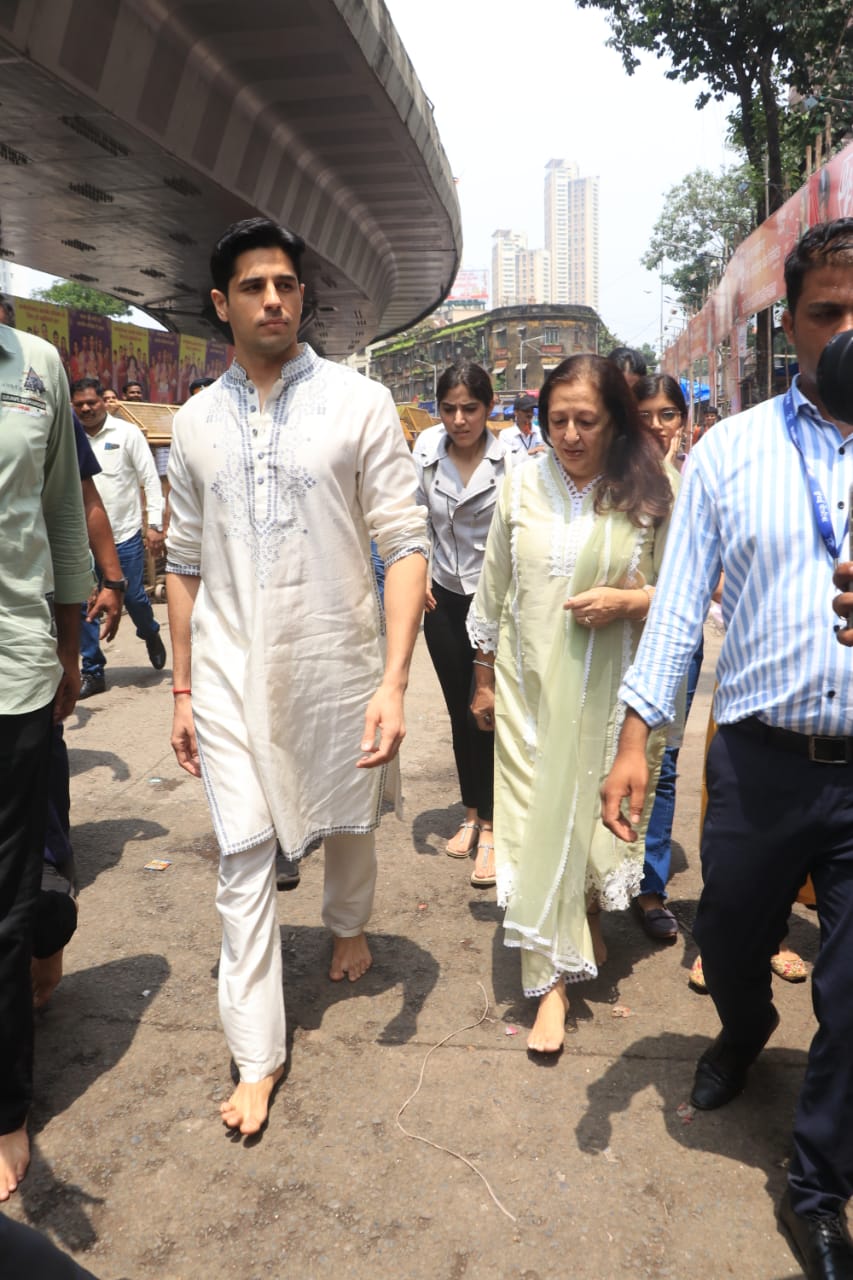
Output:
[{"xmin": 817, "ymin": 330, "xmax": 853, "ymax": 424}]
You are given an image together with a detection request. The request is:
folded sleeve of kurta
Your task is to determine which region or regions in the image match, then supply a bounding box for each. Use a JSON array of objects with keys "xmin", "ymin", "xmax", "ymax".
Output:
[
  {"xmin": 356, "ymin": 384, "xmax": 428, "ymax": 567},
  {"xmin": 165, "ymin": 411, "xmax": 203, "ymax": 575}
]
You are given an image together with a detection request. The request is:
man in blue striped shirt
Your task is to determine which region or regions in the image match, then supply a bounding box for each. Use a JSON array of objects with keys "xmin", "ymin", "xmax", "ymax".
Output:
[{"xmin": 602, "ymin": 219, "xmax": 853, "ymax": 1280}]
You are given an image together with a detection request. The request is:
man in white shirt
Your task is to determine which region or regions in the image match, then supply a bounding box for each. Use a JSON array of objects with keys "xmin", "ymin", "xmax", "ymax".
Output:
[
  {"xmin": 71, "ymin": 378, "xmax": 166, "ymax": 696},
  {"xmin": 502, "ymin": 393, "xmax": 546, "ymax": 461}
]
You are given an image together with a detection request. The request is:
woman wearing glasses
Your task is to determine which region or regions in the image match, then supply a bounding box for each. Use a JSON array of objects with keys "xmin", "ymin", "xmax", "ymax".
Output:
[{"xmin": 631, "ymin": 375, "xmax": 701, "ymax": 941}]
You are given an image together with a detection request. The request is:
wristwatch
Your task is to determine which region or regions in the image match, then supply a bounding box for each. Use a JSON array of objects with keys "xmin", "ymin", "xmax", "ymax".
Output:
[{"xmin": 102, "ymin": 578, "xmax": 128, "ymax": 592}]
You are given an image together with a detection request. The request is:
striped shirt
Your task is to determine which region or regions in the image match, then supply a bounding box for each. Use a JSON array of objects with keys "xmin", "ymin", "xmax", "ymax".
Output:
[{"xmin": 621, "ymin": 377, "xmax": 853, "ymax": 735}]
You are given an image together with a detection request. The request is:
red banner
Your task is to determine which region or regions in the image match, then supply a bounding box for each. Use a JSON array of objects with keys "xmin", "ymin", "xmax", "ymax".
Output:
[{"xmin": 663, "ymin": 141, "xmax": 853, "ymax": 381}]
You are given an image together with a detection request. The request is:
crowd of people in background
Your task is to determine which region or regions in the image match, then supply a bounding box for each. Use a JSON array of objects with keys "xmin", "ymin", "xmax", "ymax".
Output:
[{"xmin": 2, "ymin": 216, "xmax": 853, "ymax": 1280}]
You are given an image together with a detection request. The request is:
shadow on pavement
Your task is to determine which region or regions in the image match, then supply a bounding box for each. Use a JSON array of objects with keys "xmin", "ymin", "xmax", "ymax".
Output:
[
  {"xmin": 411, "ymin": 803, "xmax": 469, "ymax": 857},
  {"xmin": 69, "ymin": 817, "xmax": 169, "ymax": 891},
  {"xmin": 575, "ymin": 1029, "xmax": 810, "ymax": 1275},
  {"xmin": 280, "ymin": 924, "xmax": 440, "ymax": 1049},
  {"xmin": 23, "ymin": 953, "xmax": 171, "ymax": 1253}
]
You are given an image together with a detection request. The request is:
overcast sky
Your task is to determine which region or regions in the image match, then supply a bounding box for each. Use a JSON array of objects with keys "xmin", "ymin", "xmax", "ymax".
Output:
[{"xmin": 385, "ymin": 0, "xmax": 738, "ymax": 349}]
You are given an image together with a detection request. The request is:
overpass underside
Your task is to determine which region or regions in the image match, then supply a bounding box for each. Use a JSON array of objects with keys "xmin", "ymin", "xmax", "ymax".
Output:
[{"xmin": 0, "ymin": 0, "xmax": 461, "ymax": 357}]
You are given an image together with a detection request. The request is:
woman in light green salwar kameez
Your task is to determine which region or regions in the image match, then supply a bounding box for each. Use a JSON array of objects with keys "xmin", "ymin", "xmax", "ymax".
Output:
[{"xmin": 467, "ymin": 354, "xmax": 675, "ymax": 1053}]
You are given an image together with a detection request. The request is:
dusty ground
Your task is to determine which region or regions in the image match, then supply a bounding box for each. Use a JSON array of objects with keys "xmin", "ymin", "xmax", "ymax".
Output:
[{"xmin": 5, "ymin": 611, "xmax": 821, "ymax": 1279}]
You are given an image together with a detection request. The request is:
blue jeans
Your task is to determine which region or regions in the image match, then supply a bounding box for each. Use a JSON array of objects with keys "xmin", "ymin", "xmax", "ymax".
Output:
[
  {"xmin": 640, "ymin": 639, "xmax": 704, "ymax": 897},
  {"xmin": 80, "ymin": 531, "xmax": 159, "ymax": 678}
]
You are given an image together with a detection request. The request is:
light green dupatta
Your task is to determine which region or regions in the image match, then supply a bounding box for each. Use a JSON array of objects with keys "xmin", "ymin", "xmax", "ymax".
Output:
[{"xmin": 498, "ymin": 466, "xmax": 667, "ymax": 991}]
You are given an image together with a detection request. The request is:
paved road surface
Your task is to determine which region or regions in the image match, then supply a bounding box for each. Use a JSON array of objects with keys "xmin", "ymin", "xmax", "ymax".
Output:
[{"xmin": 7, "ymin": 610, "xmax": 820, "ymax": 1278}]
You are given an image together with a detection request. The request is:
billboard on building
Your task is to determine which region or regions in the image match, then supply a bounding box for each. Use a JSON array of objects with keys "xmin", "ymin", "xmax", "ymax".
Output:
[{"xmin": 448, "ymin": 269, "xmax": 489, "ymax": 301}]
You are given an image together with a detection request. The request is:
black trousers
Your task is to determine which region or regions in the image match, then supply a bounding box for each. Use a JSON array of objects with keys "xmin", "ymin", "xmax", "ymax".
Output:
[
  {"xmin": 0, "ymin": 1214, "xmax": 99, "ymax": 1278},
  {"xmin": 695, "ymin": 721, "xmax": 853, "ymax": 1216},
  {"xmin": 0, "ymin": 701, "xmax": 53, "ymax": 1133},
  {"xmin": 423, "ymin": 581, "xmax": 494, "ymax": 822}
]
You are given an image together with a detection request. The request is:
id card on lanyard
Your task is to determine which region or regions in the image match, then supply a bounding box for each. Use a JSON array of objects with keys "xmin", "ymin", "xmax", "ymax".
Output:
[{"xmin": 783, "ymin": 388, "xmax": 849, "ymax": 565}]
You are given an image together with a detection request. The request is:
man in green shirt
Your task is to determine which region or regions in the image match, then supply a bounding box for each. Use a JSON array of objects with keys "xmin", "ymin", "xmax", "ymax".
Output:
[{"xmin": 0, "ymin": 323, "xmax": 92, "ymax": 1202}]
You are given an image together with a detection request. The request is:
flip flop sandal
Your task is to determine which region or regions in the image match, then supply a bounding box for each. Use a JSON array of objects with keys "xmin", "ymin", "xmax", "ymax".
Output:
[
  {"xmin": 446, "ymin": 820, "xmax": 480, "ymax": 858},
  {"xmin": 471, "ymin": 839, "xmax": 496, "ymax": 887},
  {"xmin": 688, "ymin": 954, "xmax": 709, "ymax": 993},
  {"xmin": 770, "ymin": 953, "xmax": 808, "ymax": 982}
]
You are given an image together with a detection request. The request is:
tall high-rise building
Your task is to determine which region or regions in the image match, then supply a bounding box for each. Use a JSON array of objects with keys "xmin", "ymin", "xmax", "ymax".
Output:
[
  {"xmin": 544, "ymin": 159, "xmax": 599, "ymax": 309},
  {"xmin": 491, "ymin": 229, "xmax": 526, "ymax": 308},
  {"xmin": 517, "ymin": 248, "xmax": 551, "ymax": 306}
]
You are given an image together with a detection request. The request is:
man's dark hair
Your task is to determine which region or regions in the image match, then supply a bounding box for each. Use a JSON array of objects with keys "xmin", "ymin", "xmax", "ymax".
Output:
[
  {"xmin": 784, "ymin": 218, "xmax": 853, "ymax": 316},
  {"xmin": 123, "ymin": 381, "xmax": 144, "ymax": 396},
  {"xmin": 210, "ymin": 218, "xmax": 306, "ymax": 294},
  {"xmin": 0, "ymin": 294, "xmax": 16, "ymax": 327},
  {"xmin": 436, "ymin": 362, "xmax": 494, "ymax": 409},
  {"xmin": 70, "ymin": 377, "xmax": 104, "ymax": 397},
  {"xmin": 539, "ymin": 354, "xmax": 671, "ymax": 528},
  {"xmin": 189, "ymin": 376, "xmax": 216, "ymax": 395},
  {"xmin": 607, "ymin": 346, "xmax": 647, "ymax": 378}
]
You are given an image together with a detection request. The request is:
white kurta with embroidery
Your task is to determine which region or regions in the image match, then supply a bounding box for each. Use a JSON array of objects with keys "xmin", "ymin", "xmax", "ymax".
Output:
[{"xmin": 166, "ymin": 345, "xmax": 428, "ymax": 858}]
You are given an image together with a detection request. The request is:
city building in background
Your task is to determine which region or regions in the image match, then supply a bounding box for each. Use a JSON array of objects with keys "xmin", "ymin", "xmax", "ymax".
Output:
[
  {"xmin": 491, "ymin": 230, "xmax": 527, "ymax": 307},
  {"xmin": 544, "ymin": 159, "xmax": 599, "ymax": 310},
  {"xmin": 518, "ymin": 248, "xmax": 551, "ymax": 305},
  {"xmin": 370, "ymin": 303, "xmax": 600, "ymax": 409}
]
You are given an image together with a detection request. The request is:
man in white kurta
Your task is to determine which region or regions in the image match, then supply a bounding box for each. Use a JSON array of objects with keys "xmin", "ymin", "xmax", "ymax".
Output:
[{"xmin": 165, "ymin": 219, "xmax": 428, "ymax": 1135}]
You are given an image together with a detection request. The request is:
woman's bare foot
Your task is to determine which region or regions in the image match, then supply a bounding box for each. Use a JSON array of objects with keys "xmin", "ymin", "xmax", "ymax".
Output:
[
  {"xmin": 329, "ymin": 932, "xmax": 372, "ymax": 982},
  {"xmin": 527, "ymin": 983, "xmax": 569, "ymax": 1053},
  {"xmin": 587, "ymin": 908, "xmax": 607, "ymax": 968},
  {"xmin": 32, "ymin": 949, "xmax": 65, "ymax": 1009},
  {"xmin": 220, "ymin": 1065, "xmax": 284, "ymax": 1135},
  {"xmin": 0, "ymin": 1126, "xmax": 29, "ymax": 1201},
  {"xmin": 446, "ymin": 811, "xmax": 480, "ymax": 857}
]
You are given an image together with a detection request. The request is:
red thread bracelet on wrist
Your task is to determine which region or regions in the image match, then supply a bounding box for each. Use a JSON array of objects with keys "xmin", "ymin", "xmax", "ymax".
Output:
[{"xmin": 172, "ymin": 688, "xmax": 191, "ymax": 696}]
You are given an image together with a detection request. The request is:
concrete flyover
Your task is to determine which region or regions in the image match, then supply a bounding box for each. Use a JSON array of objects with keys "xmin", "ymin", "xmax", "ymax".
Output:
[{"xmin": 0, "ymin": 0, "xmax": 462, "ymax": 357}]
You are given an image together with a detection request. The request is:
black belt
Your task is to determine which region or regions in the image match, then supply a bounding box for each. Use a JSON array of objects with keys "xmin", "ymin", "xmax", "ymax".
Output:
[{"xmin": 731, "ymin": 715, "xmax": 853, "ymax": 765}]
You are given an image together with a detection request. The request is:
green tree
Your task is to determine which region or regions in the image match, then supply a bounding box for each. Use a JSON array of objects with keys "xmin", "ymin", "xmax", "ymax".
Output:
[
  {"xmin": 642, "ymin": 166, "xmax": 755, "ymax": 312},
  {"xmin": 575, "ymin": 0, "xmax": 852, "ymax": 389},
  {"xmin": 637, "ymin": 341, "xmax": 658, "ymax": 371},
  {"xmin": 33, "ymin": 281, "xmax": 130, "ymax": 318},
  {"xmin": 574, "ymin": 0, "xmax": 852, "ymax": 216}
]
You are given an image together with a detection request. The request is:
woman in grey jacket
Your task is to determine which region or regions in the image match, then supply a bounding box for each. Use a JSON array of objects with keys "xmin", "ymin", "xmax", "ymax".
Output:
[{"xmin": 413, "ymin": 363, "xmax": 512, "ymax": 887}]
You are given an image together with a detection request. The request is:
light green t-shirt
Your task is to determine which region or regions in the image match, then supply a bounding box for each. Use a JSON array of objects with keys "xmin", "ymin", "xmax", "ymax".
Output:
[{"xmin": 0, "ymin": 325, "xmax": 92, "ymax": 714}]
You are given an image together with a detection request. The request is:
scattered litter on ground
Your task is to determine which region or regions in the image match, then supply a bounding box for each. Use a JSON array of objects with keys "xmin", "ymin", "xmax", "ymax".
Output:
[
  {"xmin": 417, "ymin": 902, "xmax": 428, "ymax": 911},
  {"xmin": 504, "ymin": 1025, "xmax": 518, "ymax": 1036},
  {"xmin": 148, "ymin": 777, "xmax": 163, "ymax": 784},
  {"xmin": 610, "ymin": 1004, "xmax": 632, "ymax": 1018},
  {"xmin": 677, "ymin": 1102, "xmax": 695, "ymax": 1124},
  {"xmin": 143, "ymin": 859, "xmax": 171, "ymax": 871},
  {"xmin": 601, "ymin": 1146, "xmax": 619, "ymax": 1164}
]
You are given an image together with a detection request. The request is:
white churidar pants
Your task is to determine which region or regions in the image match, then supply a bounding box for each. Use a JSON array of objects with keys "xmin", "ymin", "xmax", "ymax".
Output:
[{"xmin": 215, "ymin": 832, "xmax": 377, "ymax": 1082}]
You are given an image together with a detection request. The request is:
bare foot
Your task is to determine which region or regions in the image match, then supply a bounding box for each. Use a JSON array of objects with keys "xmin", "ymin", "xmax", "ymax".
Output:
[
  {"xmin": 32, "ymin": 949, "xmax": 65, "ymax": 1009},
  {"xmin": 220, "ymin": 1065, "xmax": 284, "ymax": 1135},
  {"xmin": 527, "ymin": 983, "xmax": 569, "ymax": 1053},
  {"xmin": 329, "ymin": 932, "xmax": 372, "ymax": 982},
  {"xmin": 0, "ymin": 1126, "xmax": 29, "ymax": 1201},
  {"xmin": 587, "ymin": 909, "xmax": 607, "ymax": 968}
]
